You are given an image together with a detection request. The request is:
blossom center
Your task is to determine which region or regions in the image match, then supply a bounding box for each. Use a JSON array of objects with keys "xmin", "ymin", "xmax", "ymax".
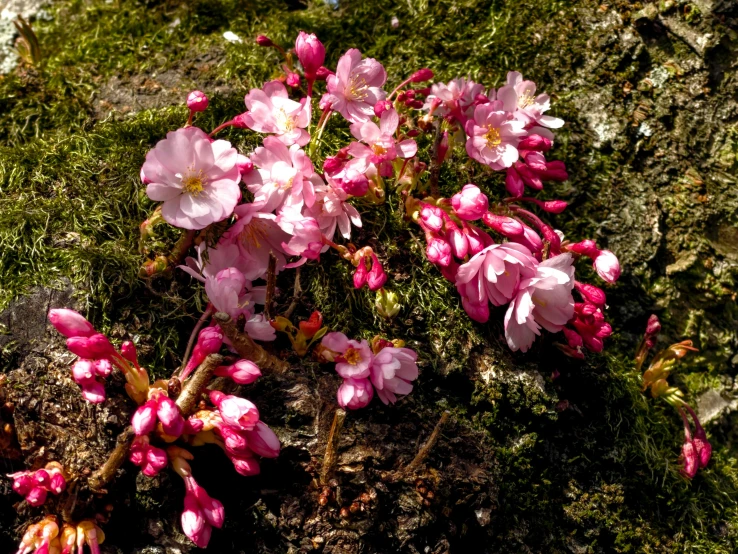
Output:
[
  {"xmin": 484, "ymin": 126, "xmax": 502, "ymax": 148},
  {"xmin": 344, "ymin": 347, "xmax": 362, "ymax": 365},
  {"xmin": 371, "ymin": 144, "xmax": 387, "ymax": 156},
  {"xmin": 347, "ymin": 75, "xmax": 369, "ymax": 101},
  {"xmin": 276, "ymin": 108, "xmax": 296, "ymax": 132},
  {"xmin": 518, "ymin": 93, "xmax": 535, "ymax": 109},
  {"xmin": 281, "ymin": 176, "xmax": 295, "ymax": 191},
  {"xmin": 182, "ymin": 169, "xmax": 206, "ymax": 196},
  {"xmin": 239, "ymin": 219, "xmax": 269, "ymax": 249}
]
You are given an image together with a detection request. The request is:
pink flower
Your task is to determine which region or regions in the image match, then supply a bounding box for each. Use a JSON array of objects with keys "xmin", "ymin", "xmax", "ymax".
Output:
[
  {"xmin": 132, "ymin": 400, "xmax": 158, "ymax": 436},
  {"xmin": 211, "ymin": 391, "xmax": 260, "ymax": 431},
  {"xmin": 465, "ymin": 103, "xmax": 527, "ymax": 170},
  {"xmin": 242, "ymin": 81, "xmax": 310, "ymax": 146},
  {"xmin": 326, "ymin": 48, "xmax": 387, "ymax": 123},
  {"xmin": 593, "ymin": 250, "xmax": 620, "ymax": 283},
  {"xmin": 180, "ymin": 240, "xmax": 255, "ymax": 282},
  {"xmin": 231, "ymin": 455, "xmax": 261, "ymax": 476},
  {"xmin": 496, "ymin": 71, "xmax": 564, "ymax": 132},
  {"xmin": 182, "ymin": 493, "xmax": 210, "ymax": 548},
  {"xmin": 295, "ymin": 32, "xmax": 325, "ymax": 81},
  {"xmin": 504, "ymin": 253, "xmax": 575, "ymax": 352},
  {"xmin": 48, "ymin": 309, "xmax": 95, "ymax": 338},
  {"xmin": 306, "ymin": 182, "xmax": 362, "ymax": 241},
  {"xmin": 204, "ymin": 267, "xmax": 254, "ymax": 319},
  {"xmin": 337, "ymin": 377, "xmax": 374, "ymax": 409},
  {"xmin": 423, "ymin": 78, "xmax": 485, "ymax": 121},
  {"xmin": 346, "ymin": 109, "xmax": 417, "ymax": 176},
  {"xmin": 456, "ymin": 243, "xmax": 538, "ymax": 323},
  {"xmin": 321, "ymin": 332, "xmax": 373, "ymax": 379},
  {"xmin": 214, "ymin": 359, "xmax": 261, "ymax": 385},
  {"xmin": 143, "ymin": 127, "xmax": 241, "ymax": 230},
  {"xmin": 244, "ymin": 136, "xmax": 322, "ymax": 213},
  {"xmin": 223, "ymin": 203, "xmax": 291, "ymax": 280},
  {"xmin": 244, "ymin": 313, "xmax": 277, "ymax": 342},
  {"xmin": 157, "ymin": 396, "xmax": 185, "ymax": 437},
  {"xmin": 370, "ymin": 347, "xmax": 419, "ymax": 405},
  {"xmin": 65, "ymin": 333, "xmax": 115, "ymax": 360},
  {"xmin": 244, "ymin": 421, "xmax": 281, "ymax": 458},
  {"xmin": 276, "ymin": 208, "xmax": 324, "ymax": 261},
  {"xmin": 129, "ymin": 436, "xmax": 168, "ymax": 477},
  {"xmin": 329, "ymin": 167, "xmax": 369, "ymax": 197},
  {"xmin": 451, "ymin": 184, "xmax": 489, "ymax": 221}
]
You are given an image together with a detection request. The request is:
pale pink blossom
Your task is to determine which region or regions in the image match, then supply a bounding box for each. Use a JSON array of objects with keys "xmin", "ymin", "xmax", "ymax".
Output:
[
  {"xmin": 326, "ymin": 48, "xmax": 387, "ymax": 123},
  {"xmin": 210, "ymin": 391, "xmax": 260, "ymax": 431},
  {"xmin": 370, "ymin": 347, "xmax": 419, "ymax": 405},
  {"xmin": 496, "ymin": 71, "xmax": 564, "ymax": 131},
  {"xmin": 244, "ymin": 136, "xmax": 322, "ymax": 213},
  {"xmin": 465, "ymin": 103, "xmax": 527, "ymax": 170},
  {"xmin": 223, "ymin": 203, "xmax": 291, "ymax": 280},
  {"xmin": 242, "ymin": 81, "xmax": 310, "ymax": 146},
  {"xmin": 276, "ymin": 208, "xmax": 323, "ymax": 261},
  {"xmin": 180, "ymin": 241, "xmax": 254, "ymax": 282},
  {"xmin": 321, "ymin": 332, "xmax": 373, "ymax": 379},
  {"xmin": 451, "ymin": 184, "xmax": 489, "ymax": 221},
  {"xmin": 346, "ymin": 109, "xmax": 417, "ymax": 176},
  {"xmin": 244, "ymin": 313, "xmax": 277, "ymax": 342},
  {"xmin": 143, "ymin": 127, "xmax": 241, "ymax": 230},
  {"xmin": 504, "ymin": 253, "xmax": 575, "ymax": 352},
  {"xmin": 423, "ymin": 78, "xmax": 485, "ymax": 121},
  {"xmin": 204, "ymin": 267, "xmax": 255, "ymax": 319},
  {"xmin": 307, "ymin": 182, "xmax": 362, "ymax": 241},
  {"xmin": 337, "ymin": 377, "xmax": 374, "ymax": 409},
  {"xmin": 456, "ymin": 243, "xmax": 538, "ymax": 323}
]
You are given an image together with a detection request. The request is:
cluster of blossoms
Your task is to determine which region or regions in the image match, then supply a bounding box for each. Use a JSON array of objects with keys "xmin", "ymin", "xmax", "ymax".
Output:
[
  {"xmin": 15, "ymin": 516, "xmax": 104, "ymax": 554},
  {"xmin": 319, "ymin": 333, "xmax": 419, "ymax": 408},
  {"xmin": 637, "ymin": 315, "xmax": 712, "ymax": 479},
  {"xmin": 8, "ymin": 462, "xmax": 66, "ymax": 507}
]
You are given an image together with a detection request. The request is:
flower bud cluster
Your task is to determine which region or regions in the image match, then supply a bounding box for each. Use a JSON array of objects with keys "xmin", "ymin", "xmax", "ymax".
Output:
[{"xmin": 8, "ymin": 462, "xmax": 67, "ymax": 507}]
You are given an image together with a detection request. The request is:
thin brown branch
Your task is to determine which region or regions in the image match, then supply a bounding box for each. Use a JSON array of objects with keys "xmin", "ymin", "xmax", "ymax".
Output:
[
  {"xmin": 213, "ymin": 312, "xmax": 289, "ymax": 373},
  {"xmin": 178, "ymin": 306, "xmax": 214, "ymax": 377},
  {"xmin": 264, "ymin": 253, "xmax": 277, "ymax": 321},
  {"xmin": 176, "ymin": 354, "xmax": 223, "ymax": 416},
  {"xmin": 283, "ymin": 266, "xmax": 302, "ymax": 319},
  {"xmin": 87, "ymin": 426, "xmax": 135, "ymax": 493},
  {"xmin": 320, "ymin": 408, "xmax": 346, "ymax": 485},
  {"xmin": 389, "ymin": 410, "xmax": 450, "ymax": 482}
]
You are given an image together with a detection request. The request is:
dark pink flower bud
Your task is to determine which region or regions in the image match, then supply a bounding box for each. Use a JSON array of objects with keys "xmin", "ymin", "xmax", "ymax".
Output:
[
  {"xmin": 463, "ymin": 225, "xmax": 493, "ymax": 256},
  {"xmin": 509, "ymin": 223, "xmax": 543, "ymax": 255},
  {"xmin": 505, "ymin": 166, "xmax": 525, "ymax": 198},
  {"xmin": 420, "ymin": 204, "xmax": 444, "ymax": 232},
  {"xmin": 81, "ymin": 380, "xmax": 106, "ymax": 403},
  {"xmin": 436, "ymin": 131, "xmax": 449, "ymax": 165},
  {"xmin": 532, "ymin": 199, "xmax": 568, "ymax": 213},
  {"xmin": 48, "ymin": 309, "xmax": 96, "ymax": 338},
  {"xmin": 187, "ymin": 90, "xmax": 209, "ymax": 112},
  {"xmin": 513, "ymin": 161, "xmax": 542, "ymax": 190},
  {"xmin": 71, "ymin": 359, "xmax": 96, "ymax": 384},
  {"xmin": 237, "ymin": 155, "xmax": 253, "ymax": 177},
  {"xmin": 405, "ymin": 99, "xmax": 424, "ymax": 109},
  {"xmin": 255, "ymin": 35, "xmax": 273, "ymax": 47},
  {"xmin": 218, "ymin": 394, "xmax": 260, "ymax": 431},
  {"xmin": 157, "ymin": 396, "xmax": 184, "ymax": 437},
  {"xmin": 481, "ymin": 213, "xmax": 524, "ymax": 238},
  {"xmin": 575, "ymin": 282, "xmax": 607, "ymax": 306},
  {"xmin": 25, "ymin": 486, "xmax": 48, "ymax": 507},
  {"xmin": 231, "ymin": 455, "xmax": 260, "ymax": 476},
  {"xmin": 231, "ymin": 112, "xmax": 250, "ymax": 129},
  {"xmin": 49, "ymin": 472, "xmax": 66, "ymax": 495},
  {"xmin": 66, "ymin": 333, "xmax": 115, "ymax": 359},
  {"xmin": 594, "ymin": 250, "xmax": 620, "ymax": 283},
  {"xmin": 315, "ymin": 66, "xmax": 332, "ymax": 81},
  {"xmin": 244, "ymin": 421, "xmax": 281, "ymax": 458},
  {"xmin": 518, "ymin": 134, "xmax": 552, "ymax": 152},
  {"xmin": 295, "ymin": 32, "xmax": 325, "ymax": 80},
  {"xmin": 181, "ymin": 493, "xmax": 207, "ymax": 545},
  {"xmin": 374, "ymin": 100, "xmax": 393, "ymax": 117},
  {"xmin": 191, "ymin": 484, "xmax": 225, "ymax": 529},
  {"xmin": 132, "ymin": 400, "xmax": 157, "ymax": 436},
  {"xmin": 323, "ymin": 156, "xmax": 344, "ymax": 175},
  {"xmin": 440, "ymin": 258, "xmax": 460, "ymax": 283},
  {"xmin": 693, "ymin": 429, "xmax": 712, "ymax": 469},
  {"xmin": 219, "ymin": 424, "xmax": 250, "ymax": 456},
  {"xmin": 184, "ymin": 326, "xmax": 224, "ymax": 377},
  {"xmin": 209, "ymin": 390, "xmax": 226, "ymax": 407},
  {"xmin": 426, "ymin": 234, "xmax": 452, "ymax": 267},
  {"xmin": 645, "ymin": 314, "xmax": 661, "ymax": 336},
  {"xmin": 10, "ymin": 472, "xmax": 33, "ymax": 496},
  {"xmin": 120, "ymin": 341, "xmax": 138, "ymax": 364},
  {"xmin": 681, "ymin": 439, "xmax": 699, "ymax": 479},
  {"xmin": 337, "ymin": 378, "xmax": 374, "ymax": 410},
  {"xmin": 353, "ymin": 257, "xmax": 369, "ymax": 289},
  {"xmin": 410, "ymin": 68, "xmax": 434, "ymax": 83},
  {"xmin": 33, "ymin": 469, "xmax": 50, "ymax": 488},
  {"xmin": 448, "ymin": 227, "xmax": 469, "ymax": 259},
  {"xmin": 396, "ymin": 91, "xmax": 406, "ymax": 103},
  {"xmin": 143, "ymin": 444, "xmax": 168, "ymax": 477},
  {"xmin": 184, "ymin": 417, "xmax": 205, "ymax": 435},
  {"xmin": 563, "ymin": 327, "xmax": 583, "ymax": 349},
  {"xmin": 94, "ymin": 358, "xmax": 112, "ymax": 377},
  {"xmin": 367, "ymin": 253, "xmax": 387, "ymax": 291},
  {"xmin": 129, "ymin": 436, "xmax": 146, "ymax": 466},
  {"xmin": 337, "ymin": 170, "xmax": 369, "ymax": 197},
  {"xmin": 285, "ymin": 72, "xmax": 301, "ymax": 88},
  {"xmin": 567, "ymin": 239, "xmax": 599, "ymax": 257},
  {"xmin": 406, "ymin": 129, "xmax": 420, "ymax": 137},
  {"xmin": 214, "ymin": 360, "xmax": 261, "ymax": 385},
  {"xmin": 451, "ymin": 184, "xmax": 488, "ymax": 221},
  {"xmin": 539, "ymin": 160, "xmax": 568, "ymax": 182}
]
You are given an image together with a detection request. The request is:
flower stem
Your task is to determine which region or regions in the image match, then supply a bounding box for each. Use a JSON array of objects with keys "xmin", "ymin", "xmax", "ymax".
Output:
[{"xmin": 178, "ymin": 305, "xmax": 215, "ymax": 378}]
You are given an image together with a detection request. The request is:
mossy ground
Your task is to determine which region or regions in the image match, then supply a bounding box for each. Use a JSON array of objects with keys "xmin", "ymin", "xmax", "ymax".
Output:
[{"xmin": 1, "ymin": 0, "xmax": 738, "ymax": 552}]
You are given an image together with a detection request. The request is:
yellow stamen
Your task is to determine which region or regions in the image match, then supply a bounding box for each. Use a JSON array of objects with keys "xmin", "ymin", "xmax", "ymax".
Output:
[
  {"xmin": 347, "ymin": 75, "xmax": 369, "ymax": 101},
  {"xmin": 182, "ymin": 169, "xmax": 205, "ymax": 196},
  {"xmin": 344, "ymin": 347, "xmax": 361, "ymax": 365},
  {"xmin": 518, "ymin": 93, "xmax": 535, "ymax": 109},
  {"xmin": 485, "ymin": 126, "xmax": 501, "ymax": 148}
]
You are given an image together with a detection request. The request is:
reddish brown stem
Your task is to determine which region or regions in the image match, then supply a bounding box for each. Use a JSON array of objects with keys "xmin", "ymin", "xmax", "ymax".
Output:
[{"xmin": 213, "ymin": 312, "xmax": 289, "ymax": 373}]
